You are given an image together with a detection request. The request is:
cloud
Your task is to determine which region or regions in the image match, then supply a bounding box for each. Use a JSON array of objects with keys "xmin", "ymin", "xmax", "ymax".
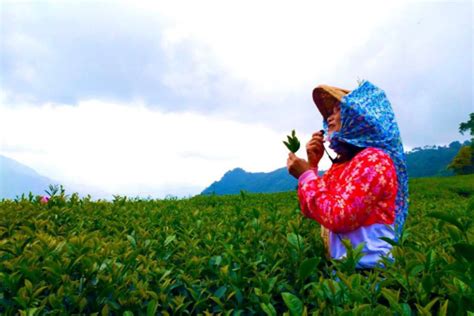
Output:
[
  {"xmin": 2, "ymin": 0, "xmax": 471, "ymax": 146},
  {"xmin": 325, "ymin": 1, "xmax": 473, "ymax": 148},
  {"xmin": 0, "ymin": 0, "xmax": 471, "ymax": 196},
  {"xmin": 0, "ymin": 100, "xmax": 332, "ymax": 198}
]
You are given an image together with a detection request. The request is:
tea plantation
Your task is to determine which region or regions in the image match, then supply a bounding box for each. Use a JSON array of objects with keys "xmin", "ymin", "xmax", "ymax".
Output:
[{"xmin": 1, "ymin": 175, "xmax": 473, "ymax": 315}]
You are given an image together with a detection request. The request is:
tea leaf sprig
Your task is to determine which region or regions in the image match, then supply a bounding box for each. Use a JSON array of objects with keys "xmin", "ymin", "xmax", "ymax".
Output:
[{"xmin": 283, "ymin": 130, "xmax": 300, "ymax": 153}]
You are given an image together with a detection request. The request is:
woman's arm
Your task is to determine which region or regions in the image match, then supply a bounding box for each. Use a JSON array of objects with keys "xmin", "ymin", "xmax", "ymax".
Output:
[{"xmin": 298, "ymin": 148, "xmax": 398, "ymax": 233}]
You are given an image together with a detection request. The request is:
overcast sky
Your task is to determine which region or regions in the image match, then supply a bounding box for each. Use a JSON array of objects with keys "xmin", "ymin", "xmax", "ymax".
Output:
[{"xmin": 0, "ymin": 0, "xmax": 472, "ymax": 198}]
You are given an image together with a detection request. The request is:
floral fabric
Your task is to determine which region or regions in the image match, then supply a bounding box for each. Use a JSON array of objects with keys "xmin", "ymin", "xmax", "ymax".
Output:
[
  {"xmin": 298, "ymin": 147, "xmax": 398, "ymax": 233},
  {"xmin": 323, "ymin": 80, "xmax": 409, "ymax": 240}
]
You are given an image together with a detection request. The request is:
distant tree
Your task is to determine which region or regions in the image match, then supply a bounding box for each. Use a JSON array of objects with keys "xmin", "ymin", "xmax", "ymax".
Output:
[
  {"xmin": 448, "ymin": 113, "xmax": 474, "ymax": 175},
  {"xmin": 447, "ymin": 146, "xmax": 473, "ymax": 175},
  {"xmin": 459, "ymin": 113, "xmax": 474, "ymax": 135}
]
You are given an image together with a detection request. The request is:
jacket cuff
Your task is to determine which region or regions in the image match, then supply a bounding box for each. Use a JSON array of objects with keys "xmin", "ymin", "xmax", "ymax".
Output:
[{"xmin": 298, "ymin": 168, "xmax": 318, "ymax": 186}]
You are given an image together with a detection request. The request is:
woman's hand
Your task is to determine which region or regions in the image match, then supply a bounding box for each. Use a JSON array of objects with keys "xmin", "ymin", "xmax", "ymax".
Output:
[
  {"xmin": 306, "ymin": 131, "xmax": 325, "ymax": 168},
  {"xmin": 287, "ymin": 152, "xmax": 310, "ymax": 179}
]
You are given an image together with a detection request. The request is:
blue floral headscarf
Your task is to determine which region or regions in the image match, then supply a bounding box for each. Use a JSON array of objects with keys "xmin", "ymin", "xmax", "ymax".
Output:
[{"xmin": 323, "ymin": 80, "xmax": 408, "ymax": 241}]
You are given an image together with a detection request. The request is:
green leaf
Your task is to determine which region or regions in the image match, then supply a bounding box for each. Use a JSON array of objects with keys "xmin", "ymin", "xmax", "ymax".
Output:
[
  {"xmin": 453, "ymin": 277, "xmax": 469, "ymax": 293},
  {"xmin": 453, "ymin": 243, "xmax": 474, "ymax": 261},
  {"xmin": 260, "ymin": 302, "xmax": 277, "ymax": 316},
  {"xmin": 299, "ymin": 257, "xmax": 320, "ymax": 281},
  {"xmin": 287, "ymin": 233, "xmax": 304, "ymax": 250},
  {"xmin": 439, "ymin": 300, "xmax": 448, "ymax": 316},
  {"xmin": 19, "ymin": 308, "xmax": 40, "ymax": 316},
  {"xmin": 399, "ymin": 303, "xmax": 412, "ymax": 316},
  {"xmin": 101, "ymin": 304, "xmax": 109, "ymax": 316},
  {"xmin": 428, "ymin": 212, "xmax": 465, "ymax": 232},
  {"xmin": 79, "ymin": 297, "xmax": 88, "ymax": 311},
  {"xmin": 422, "ymin": 275, "xmax": 434, "ymax": 294},
  {"xmin": 214, "ymin": 286, "xmax": 227, "ymax": 299},
  {"xmin": 209, "ymin": 255, "xmax": 222, "ymax": 266},
  {"xmin": 123, "ymin": 311, "xmax": 134, "ymax": 316},
  {"xmin": 126, "ymin": 235, "xmax": 137, "ymax": 248},
  {"xmin": 164, "ymin": 234, "xmax": 176, "ymax": 246},
  {"xmin": 381, "ymin": 288, "xmax": 400, "ymax": 307},
  {"xmin": 283, "ymin": 130, "xmax": 300, "ymax": 153},
  {"xmin": 406, "ymin": 260, "xmax": 424, "ymax": 276},
  {"xmin": 147, "ymin": 300, "xmax": 158, "ymax": 316},
  {"xmin": 282, "ymin": 292, "xmax": 303, "ymax": 316},
  {"xmin": 24, "ymin": 279, "xmax": 33, "ymax": 291},
  {"xmin": 415, "ymin": 297, "xmax": 439, "ymax": 315},
  {"xmin": 32, "ymin": 286, "xmax": 48, "ymax": 298},
  {"xmin": 379, "ymin": 236, "xmax": 398, "ymax": 246},
  {"xmin": 447, "ymin": 225, "xmax": 463, "ymax": 242}
]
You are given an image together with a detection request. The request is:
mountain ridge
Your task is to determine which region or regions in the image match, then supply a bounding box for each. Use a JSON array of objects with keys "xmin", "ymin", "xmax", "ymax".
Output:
[
  {"xmin": 201, "ymin": 140, "xmax": 470, "ymax": 195},
  {"xmin": 0, "ymin": 155, "xmax": 57, "ymax": 199}
]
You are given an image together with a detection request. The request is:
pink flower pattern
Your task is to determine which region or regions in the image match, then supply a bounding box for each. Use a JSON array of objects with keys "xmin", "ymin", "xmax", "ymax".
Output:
[{"xmin": 298, "ymin": 147, "xmax": 398, "ymax": 233}]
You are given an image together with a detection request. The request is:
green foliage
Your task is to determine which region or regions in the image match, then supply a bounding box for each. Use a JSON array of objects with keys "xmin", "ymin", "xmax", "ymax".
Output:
[
  {"xmin": 283, "ymin": 130, "xmax": 301, "ymax": 153},
  {"xmin": 459, "ymin": 112, "xmax": 474, "ymax": 138},
  {"xmin": 406, "ymin": 141, "xmax": 472, "ymax": 178},
  {"xmin": 448, "ymin": 113, "xmax": 474, "ymax": 176},
  {"xmin": 0, "ymin": 175, "xmax": 473, "ymax": 314},
  {"xmin": 448, "ymin": 146, "xmax": 474, "ymax": 175}
]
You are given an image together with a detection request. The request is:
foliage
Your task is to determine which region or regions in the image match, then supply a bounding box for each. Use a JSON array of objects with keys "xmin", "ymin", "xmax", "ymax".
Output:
[
  {"xmin": 283, "ymin": 130, "xmax": 301, "ymax": 153},
  {"xmin": 406, "ymin": 141, "xmax": 471, "ymax": 178},
  {"xmin": 448, "ymin": 113, "xmax": 474, "ymax": 175},
  {"xmin": 448, "ymin": 146, "xmax": 474, "ymax": 175},
  {"xmin": 1, "ymin": 175, "xmax": 473, "ymax": 315},
  {"xmin": 459, "ymin": 112, "xmax": 474, "ymax": 139}
]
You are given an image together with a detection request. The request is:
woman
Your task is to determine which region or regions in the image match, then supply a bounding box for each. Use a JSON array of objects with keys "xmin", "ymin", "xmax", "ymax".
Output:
[{"xmin": 286, "ymin": 80, "xmax": 408, "ymax": 269}]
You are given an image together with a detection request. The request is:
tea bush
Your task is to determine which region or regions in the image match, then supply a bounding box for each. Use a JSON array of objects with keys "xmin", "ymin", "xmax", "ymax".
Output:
[{"xmin": 1, "ymin": 175, "xmax": 473, "ymax": 315}]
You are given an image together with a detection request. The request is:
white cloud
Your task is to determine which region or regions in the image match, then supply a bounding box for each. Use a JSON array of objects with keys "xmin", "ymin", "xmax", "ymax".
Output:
[
  {"xmin": 1, "ymin": 0, "xmax": 470, "ymax": 198},
  {"xmin": 152, "ymin": 0, "xmax": 406, "ymax": 93},
  {"xmin": 0, "ymin": 100, "xmax": 333, "ymax": 198}
]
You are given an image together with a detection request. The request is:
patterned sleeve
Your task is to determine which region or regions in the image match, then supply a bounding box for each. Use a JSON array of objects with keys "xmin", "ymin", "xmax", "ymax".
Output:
[{"xmin": 297, "ymin": 148, "xmax": 398, "ymax": 233}]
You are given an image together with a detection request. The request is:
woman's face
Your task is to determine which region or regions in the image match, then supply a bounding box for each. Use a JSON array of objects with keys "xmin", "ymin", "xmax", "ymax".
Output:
[{"xmin": 327, "ymin": 105, "xmax": 341, "ymax": 134}]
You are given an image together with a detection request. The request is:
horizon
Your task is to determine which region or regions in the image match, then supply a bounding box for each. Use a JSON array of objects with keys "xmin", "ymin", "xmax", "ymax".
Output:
[
  {"xmin": 1, "ymin": 138, "xmax": 470, "ymax": 200},
  {"xmin": 1, "ymin": 0, "xmax": 472, "ymax": 198}
]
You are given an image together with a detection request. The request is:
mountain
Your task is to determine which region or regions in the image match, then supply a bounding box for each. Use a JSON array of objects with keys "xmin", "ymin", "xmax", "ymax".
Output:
[
  {"xmin": 201, "ymin": 167, "xmax": 325, "ymax": 195},
  {"xmin": 405, "ymin": 141, "xmax": 469, "ymax": 178},
  {"xmin": 0, "ymin": 155, "xmax": 58, "ymax": 199},
  {"xmin": 0, "ymin": 155, "xmax": 110, "ymax": 200},
  {"xmin": 202, "ymin": 141, "xmax": 471, "ymax": 195}
]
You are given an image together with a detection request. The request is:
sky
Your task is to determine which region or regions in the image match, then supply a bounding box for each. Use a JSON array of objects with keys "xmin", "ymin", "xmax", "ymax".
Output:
[{"xmin": 0, "ymin": 0, "xmax": 472, "ymax": 198}]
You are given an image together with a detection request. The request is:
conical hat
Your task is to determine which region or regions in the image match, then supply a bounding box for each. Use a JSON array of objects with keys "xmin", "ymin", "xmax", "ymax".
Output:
[{"xmin": 312, "ymin": 85, "xmax": 351, "ymax": 119}]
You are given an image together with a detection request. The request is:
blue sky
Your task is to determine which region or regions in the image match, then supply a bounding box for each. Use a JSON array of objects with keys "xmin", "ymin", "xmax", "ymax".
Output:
[{"xmin": 0, "ymin": 0, "xmax": 472, "ymax": 198}]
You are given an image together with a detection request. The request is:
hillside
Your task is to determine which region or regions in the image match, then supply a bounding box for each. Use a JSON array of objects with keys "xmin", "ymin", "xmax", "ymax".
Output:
[
  {"xmin": 405, "ymin": 141, "xmax": 469, "ymax": 177},
  {"xmin": 0, "ymin": 155, "xmax": 57, "ymax": 199},
  {"xmin": 202, "ymin": 167, "xmax": 326, "ymax": 195},
  {"xmin": 1, "ymin": 175, "xmax": 472, "ymax": 314},
  {"xmin": 202, "ymin": 141, "xmax": 470, "ymax": 195}
]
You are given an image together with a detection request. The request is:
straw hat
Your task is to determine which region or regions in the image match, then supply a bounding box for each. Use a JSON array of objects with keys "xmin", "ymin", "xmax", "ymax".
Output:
[{"xmin": 312, "ymin": 85, "xmax": 351, "ymax": 120}]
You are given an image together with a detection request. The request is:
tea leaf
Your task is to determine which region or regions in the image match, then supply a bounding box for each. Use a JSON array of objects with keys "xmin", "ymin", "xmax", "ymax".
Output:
[
  {"xmin": 260, "ymin": 303, "xmax": 277, "ymax": 316},
  {"xmin": 282, "ymin": 292, "xmax": 303, "ymax": 316},
  {"xmin": 283, "ymin": 130, "xmax": 301, "ymax": 153},
  {"xmin": 428, "ymin": 211, "xmax": 464, "ymax": 232},
  {"xmin": 453, "ymin": 243, "xmax": 474, "ymax": 261},
  {"xmin": 299, "ymin": 257, "xmax": 320, "ymax": 281},
  {"xmin": 147, "ymin": 300, "xmax": 158, "ymax": 316},
  {"xmin": 439, "ymin": 300, "xmax": 449, "ymax": 316},
  {"xmin": 164, "ymin": 234, "xmax": 176, "ymax": 246}
]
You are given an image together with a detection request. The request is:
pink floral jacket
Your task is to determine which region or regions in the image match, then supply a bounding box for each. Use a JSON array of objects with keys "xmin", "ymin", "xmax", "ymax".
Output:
[{"xmin": 298, "ymin": 147, "xmax": 398, "ymax": 261}]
